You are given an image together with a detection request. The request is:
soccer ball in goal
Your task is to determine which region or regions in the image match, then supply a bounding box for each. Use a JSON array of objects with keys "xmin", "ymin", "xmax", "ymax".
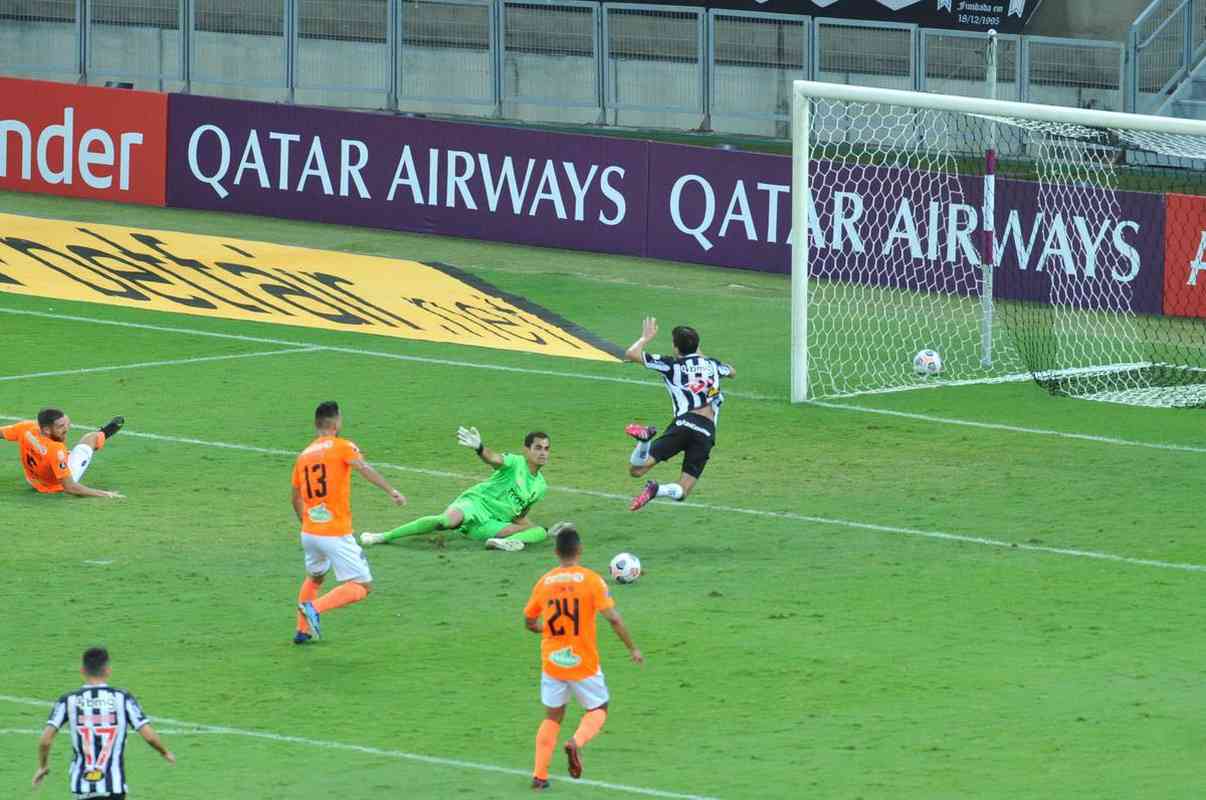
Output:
[
  {"xmin": 790, "ymin": 80, "xmax": 1206, "ymax": 408},
  {"xmin": 609, "ymin": 553, "xmax": 642, "ymax": 584},
  {"xmin": 913, "ymin": 350, "xmax": 943, "ymax": 376}
]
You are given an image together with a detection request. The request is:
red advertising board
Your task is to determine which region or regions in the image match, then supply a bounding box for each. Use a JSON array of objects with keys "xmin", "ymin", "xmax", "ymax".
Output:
[
  {"xmin": 1162, "ymin": 193, "xmax": 1206, "ymax": 318},
  {"xmin": 0, "ymin": 78, "xmax": 167, "ymax": 206}
]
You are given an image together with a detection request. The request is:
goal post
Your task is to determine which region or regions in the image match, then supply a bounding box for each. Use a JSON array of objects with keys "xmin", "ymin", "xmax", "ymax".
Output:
[{"xmin": 790, "ymin": 79, "xmax": 1206, "ymax": 408}]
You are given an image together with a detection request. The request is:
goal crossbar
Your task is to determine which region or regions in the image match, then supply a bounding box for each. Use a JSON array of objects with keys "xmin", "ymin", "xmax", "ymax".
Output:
[{"xmin": 792, "ymin": 81, "xmax": 1206, "ymax": 138}]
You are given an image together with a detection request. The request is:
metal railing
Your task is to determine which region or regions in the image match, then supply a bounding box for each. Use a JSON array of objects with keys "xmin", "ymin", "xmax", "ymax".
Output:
[
  {"xmin": 0, "ymin": 1, "xmax": 1134, "ymax": 136},
  {"xmin": 1127, "ymin": 0, "xmax": 1206, "ymax": 114}
]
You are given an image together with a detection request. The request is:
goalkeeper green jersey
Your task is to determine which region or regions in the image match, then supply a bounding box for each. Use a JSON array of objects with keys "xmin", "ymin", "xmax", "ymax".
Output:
[{"xmin": 458, "ymin": 453, "xmax": 547, "ymax": 521}]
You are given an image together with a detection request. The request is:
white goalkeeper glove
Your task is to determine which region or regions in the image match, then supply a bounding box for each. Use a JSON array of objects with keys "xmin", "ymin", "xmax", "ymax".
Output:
[{"xmin": 456, "ymin": 426, "xmax": 483, "ymax": 453}]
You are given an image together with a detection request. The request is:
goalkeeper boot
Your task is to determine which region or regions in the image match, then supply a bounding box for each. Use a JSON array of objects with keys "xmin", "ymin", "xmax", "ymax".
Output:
[
  {"xmin": 624, "ymin": 423, "xmax": 657, "ymax": 442},
  {"xmin": 629, "ymin": 480, "xmax": 658, "ymax": 512},
  {"xmin": 486, "ymin": 537, "xmax": 524, "ymax": 552},
  {"xmin": 360, "ymin": 532, "xmax": 385, "ymax": 546}
]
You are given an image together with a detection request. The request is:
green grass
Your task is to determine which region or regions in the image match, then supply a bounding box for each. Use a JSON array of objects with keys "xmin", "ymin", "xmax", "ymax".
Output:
[{"xmin": 1, "ymin": 189, "xmax": 1205, "ymax": 800}]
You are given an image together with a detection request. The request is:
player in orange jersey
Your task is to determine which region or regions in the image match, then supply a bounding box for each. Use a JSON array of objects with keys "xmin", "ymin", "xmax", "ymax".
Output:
[
  {"xmin": 292, "ymin": 401, "xmax": 407, "ymax": 644},
  {"xmin": 523, "ymin": 523, "xmax": 643, "ymax": 789},
  {"xmin": 1, "ymin": 409, "xmax": 125, "ymax": 498}
]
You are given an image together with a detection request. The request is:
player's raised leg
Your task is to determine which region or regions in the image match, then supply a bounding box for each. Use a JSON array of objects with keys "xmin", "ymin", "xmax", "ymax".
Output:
[
  {"xmin": 625, "ymin": 423, "xmax": 658, "ymax": 478},
  {"xmin": 68, "ymin": 416, "xmax": 125, "ymax": 485},
  {"xmin": 361, "ymin": 505, "xmax": 465, "ymax": 545}
]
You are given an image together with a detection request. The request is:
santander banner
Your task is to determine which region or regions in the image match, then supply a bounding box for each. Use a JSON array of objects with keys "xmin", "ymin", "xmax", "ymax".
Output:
[
  {"xmin": 157, "ymin": 91, "xmax": 1195, "ymax": 318},
  {"xmin": 0, "ymin": 78, "xmax": 167, "ymax": 206}
]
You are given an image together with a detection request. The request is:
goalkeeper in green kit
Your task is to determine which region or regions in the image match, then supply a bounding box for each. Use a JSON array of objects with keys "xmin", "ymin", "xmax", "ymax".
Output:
[{"xmin": 360, "ymin": 427, "xmax": 550, "ymax": 552}]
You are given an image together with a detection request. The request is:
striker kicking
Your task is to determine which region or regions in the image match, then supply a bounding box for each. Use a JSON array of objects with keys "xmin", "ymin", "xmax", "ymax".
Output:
[
  {"xmin": 361, "ymin": 428, "xmax": 551, "ymax": 552},
  {"xmin": 623, "ymin": 318, "xmax": 735, "ymax": 510}
]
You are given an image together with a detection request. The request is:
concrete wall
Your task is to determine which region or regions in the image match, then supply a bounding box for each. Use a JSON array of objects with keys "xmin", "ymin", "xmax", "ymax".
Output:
[{"xmin": 1028, "ymin": 0, "xmax": 1151, "ymax": 41}]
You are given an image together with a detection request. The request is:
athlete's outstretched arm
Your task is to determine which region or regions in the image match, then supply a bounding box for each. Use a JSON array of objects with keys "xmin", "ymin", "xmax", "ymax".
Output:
[
  {"xmin": 624, "ymin": 316, "xmax": 658, "ymax": 363},
  {"xmin": 350, "ymin": 459, "xmax": 406, "ymax": 506},
  {"xmin": 32, "ymin": 725, "xmax": 57, "ymax": 787},
  {"xmin": 61, "ymin": 477, "xmax": 123, "ymax": 499},
  {"xmin": 456, "ymin": 426, "xmax": 504, "ymax": 468},
  {"xmin": 137, "ymin": 724, "xmax": 176, "ymax": 764},
  {"xmin": 600, "ymin": 607, "xmax": 644, "ymax": 665}
]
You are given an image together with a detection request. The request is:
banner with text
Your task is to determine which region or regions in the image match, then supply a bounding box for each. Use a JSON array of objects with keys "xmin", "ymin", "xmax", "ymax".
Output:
[
  {"xmin": 0, "ymin": 213, "xmax": 622, "ymax": 362},
  {"xmin": 0, "ymin": 78, "xmax": 167, "ymax": 206},
  {"xmin": 166, "ymin": 94, "xmax": 649, "ymax": 256},
  {"xmin": 617, "ymin": 0, "xmax": 1044, "ymax": 33},
  {"xmin": 1161, "ymin": 193, "xmax": 1206, "ymax": 319},
  {"xmin": 645, "ymin": 142, "xmax": 1166, "ymax": 315},
  {"xmin": 160, "ymin": 91, "xmax": 1177, "ymax": 319}
]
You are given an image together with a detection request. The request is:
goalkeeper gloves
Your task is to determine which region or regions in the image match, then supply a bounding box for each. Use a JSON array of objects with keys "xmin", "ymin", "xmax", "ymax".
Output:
[{"xmin": 457, "ymin": 426, "xmax": 484, "ymax": 454}]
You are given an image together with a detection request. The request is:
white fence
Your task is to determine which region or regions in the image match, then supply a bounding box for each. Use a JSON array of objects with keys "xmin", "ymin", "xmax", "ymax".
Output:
[{"xmin": 0, "ymin": 0, "xmax": 1127, "ymax": 136}]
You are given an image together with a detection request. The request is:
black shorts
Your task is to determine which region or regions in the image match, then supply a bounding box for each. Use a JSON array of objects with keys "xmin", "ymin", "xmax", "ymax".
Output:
[{"xmin": 648, "ymin": 414, "xmax": 715, "ymax": 479}]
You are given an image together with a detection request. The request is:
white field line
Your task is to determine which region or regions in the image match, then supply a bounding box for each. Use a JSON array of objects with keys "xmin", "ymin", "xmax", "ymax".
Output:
[
  {"xmin": 810, "ymin": 401, "xmax": 1206, "ymax": 456},
  {"xmin": 0, "ymin": 727, "xmax": 225, "ymax": 736},
  {"xmin": 0, "ymin": 696, "xmax": 719, "ymax": 800},
  {"xmin": 6, "ymin": 305, "xmax": 1206, "ymax": 455},
  {"xmin": 0, "ymin": 347, "xmax": 320, "ymax": 382},
  {"xmin": 3, "ymin": 415, "xmax": 1202, "ymax": 574},
  {"xmin": 0, "ymin": 306, "xmax": 775, "ymax": 402}
]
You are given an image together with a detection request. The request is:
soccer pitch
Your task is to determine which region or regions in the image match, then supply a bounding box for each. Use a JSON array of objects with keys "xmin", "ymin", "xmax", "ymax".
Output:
[{"xmin": 2, "ymin": 190, "xmax": 1205, "ymax": 799}]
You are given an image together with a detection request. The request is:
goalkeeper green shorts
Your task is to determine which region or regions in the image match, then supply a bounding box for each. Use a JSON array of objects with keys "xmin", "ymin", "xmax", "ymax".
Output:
[{"xmin": 448, "ymin": 495, "xmax": 514, "ymax": 541}]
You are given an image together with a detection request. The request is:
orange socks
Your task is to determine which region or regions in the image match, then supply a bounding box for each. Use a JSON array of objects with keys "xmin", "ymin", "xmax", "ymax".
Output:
[
  {"xmin": 533, "ymin": 719, "xmax": 561, "ymax": 780},
  {"xmin": 314, "ymin": 582, "xmax": 368, "ymax": 613},
  {"xmin": 296, "ymin": 578, "xmax": 321, "ymax": 633},
  {"xmin": 572, "ymin": 709, "xmax": 607, "ymax": 748}
]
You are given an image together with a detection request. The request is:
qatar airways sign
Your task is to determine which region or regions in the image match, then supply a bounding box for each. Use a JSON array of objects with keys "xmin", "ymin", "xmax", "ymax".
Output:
[
  {"xmin": 166, "ymin": 94, "xmax": 646, "ymax": 254},
  {"xmin": 646, "ymin": 145, "xmax": 1164, "ymax": 314}
]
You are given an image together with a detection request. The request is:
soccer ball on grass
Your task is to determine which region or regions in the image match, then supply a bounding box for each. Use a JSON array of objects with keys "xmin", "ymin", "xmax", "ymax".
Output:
[
  {"xmin": 609, "ymin": 552, "xmax": 642, "ymax": 584},
  {"xmin": 913, "ymin": 349, "xmax": 942, "ymax": 376}
]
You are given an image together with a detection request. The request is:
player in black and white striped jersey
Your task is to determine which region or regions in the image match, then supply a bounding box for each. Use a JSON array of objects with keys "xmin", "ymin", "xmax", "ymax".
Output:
[
  {"xmin": 33, "ymin": 648, "xmax": 175, "ymax": 799},
  {"xmin": 622, "ymin": 318, "xmax": 735, "ymax": 511}
]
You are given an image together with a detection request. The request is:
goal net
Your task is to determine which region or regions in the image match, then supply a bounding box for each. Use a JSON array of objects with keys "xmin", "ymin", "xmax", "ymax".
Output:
[{"xmin": 790, "ymin": 81, "xmax": 1206, "ymax": 408}]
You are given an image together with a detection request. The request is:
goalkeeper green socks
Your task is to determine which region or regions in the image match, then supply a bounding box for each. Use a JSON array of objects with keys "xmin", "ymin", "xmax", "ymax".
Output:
[
  {"xmin": 506, "ymin": 526, "xmax": 548, "ymax": 545},
  {"xmin": 381, "ymin": 514, "xmax": 451, "ymax": 543}
]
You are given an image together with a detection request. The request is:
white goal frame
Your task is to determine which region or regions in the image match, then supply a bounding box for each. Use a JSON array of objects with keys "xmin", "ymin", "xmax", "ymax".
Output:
[{"xmin": 790, "ymin": 80, "xmax": 1206, "ymax": 403}]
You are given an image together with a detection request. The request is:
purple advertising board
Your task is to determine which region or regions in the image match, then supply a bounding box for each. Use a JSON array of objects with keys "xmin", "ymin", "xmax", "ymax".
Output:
[
  {"xmin": 164, "ymin": 93, "xmax": 1167, "ymax": 316},
  {"xmin": 166, "ymin": 94, "xmax": 650, "ymax": 255},
  {"xmin": 644, "ymin": 141, "xmax": 1166, "ymax": 314}
]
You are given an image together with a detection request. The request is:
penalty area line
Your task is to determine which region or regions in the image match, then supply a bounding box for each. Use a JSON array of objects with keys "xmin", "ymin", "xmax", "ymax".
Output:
[
  {"xmin": 0, "ymin": 695, "xmax": 719, "ymax": 800},
  {"xmin": 0, "ymin": 347, "xmax": 320, "ymax": 382},
  {"xmin": 3, "ymin": 415, "xmax": 1202, "ymax": 575}
]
